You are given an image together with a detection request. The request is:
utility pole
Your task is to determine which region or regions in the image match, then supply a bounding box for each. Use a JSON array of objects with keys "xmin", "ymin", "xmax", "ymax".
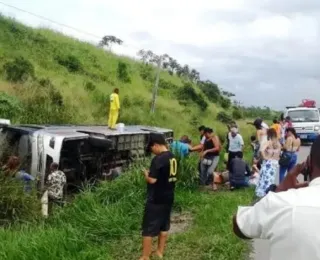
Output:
[{"xmin": 151, "ymin": 56, "xmax": 162, "ymax": 113}]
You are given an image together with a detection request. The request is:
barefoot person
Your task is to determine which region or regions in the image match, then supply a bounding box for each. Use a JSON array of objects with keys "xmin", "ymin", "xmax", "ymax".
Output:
[{"xmin": 140, "ymin": 133, "xmax": 177, "ymax": 260}]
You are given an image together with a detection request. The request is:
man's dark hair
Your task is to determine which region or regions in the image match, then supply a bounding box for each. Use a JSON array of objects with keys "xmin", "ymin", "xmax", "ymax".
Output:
[
  {"xmin": 286, "ymin": 127, "xmax": 297, "ymax": 138},
  {"xmin": 114, "ymin": 88, "xmax": 119, "ymax": 94},
  {"xmin": 51, "ymin": 162, "xmax": 59, "ymax": 171},
  {"xmin": 147, "ymin": 133, "xmax": 166, "ymax": 149},
  {"xmin": 250, "ymin": 135, "xmax": 256, "ymax": 142},
  {"xmin": 180, "ymin": 135, "xmax": 191, "ymax": 144},
  {"xmin": 198, "ymin": 125, "xmax": 205, "ymax": 131},
  {"xmin": 273, "ymin": 118, "xmax": 278, "ymax": 124},
  {"xmin": 285, "ymin": 116, "xmax": 291, "ymax": 121},
  {"xmin": 310, "ymin": 136, "xmax": 320, "ymax": 170},
  {"xmin": 204, "ymin": 127, "xmax": 213, "ymax": 134}
]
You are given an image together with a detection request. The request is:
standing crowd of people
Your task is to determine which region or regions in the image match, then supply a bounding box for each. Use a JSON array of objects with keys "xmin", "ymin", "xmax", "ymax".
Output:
[
  {"xmin": 233, "ymin": 122, "xmax": 320, "ymax": 260},
  {"xmin": 139, "ymin": 115, "xmax": 303, "ymax": 259},
  {"xmin": 251, "ymin": 115, "xmax": 301, "ymax": 197}
]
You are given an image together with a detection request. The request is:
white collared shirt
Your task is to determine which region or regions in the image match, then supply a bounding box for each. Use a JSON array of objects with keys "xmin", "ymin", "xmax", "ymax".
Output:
[
  {"xmin": 236, "ymin": 177, "xmax": 320, "ymax": 260},
  {"xmin": 228, "ymin": 133, "xmax": 244, "ymax": 152}
]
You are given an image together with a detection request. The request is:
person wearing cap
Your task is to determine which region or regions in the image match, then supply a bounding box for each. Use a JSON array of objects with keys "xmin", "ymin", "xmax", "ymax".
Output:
[
  {"xmin": 225, "ymin": 122, "xmax": 238, "ymax": 150},
  {"xmin": 200, "ymin": 128, "xmax": 221, "ymax": 186},
  {"xmin": 170, "ymin": 135, "xmax": 192, "ymax": 158},
  {"xmin": 140, "ymin": 133, "xmax": 177, "ymax": 260},
  {"xmin": 227, "ymin": 127, "xmax": 244, "ymax": 171}
]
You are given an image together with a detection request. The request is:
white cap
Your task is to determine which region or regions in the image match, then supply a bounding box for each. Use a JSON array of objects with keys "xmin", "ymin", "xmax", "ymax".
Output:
[{"xmin": 230, "ymin": 127, "xmax": 238, "ymax": 134}]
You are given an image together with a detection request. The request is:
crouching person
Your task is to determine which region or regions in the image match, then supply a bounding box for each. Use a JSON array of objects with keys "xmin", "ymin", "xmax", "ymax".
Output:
[
  {"xmin": 140, "ymin": 133, "xmax": 177, "ymax": 260},
  {"xmin": 229, "ymin": 155, "xmax": 251, "ymax": 190}
]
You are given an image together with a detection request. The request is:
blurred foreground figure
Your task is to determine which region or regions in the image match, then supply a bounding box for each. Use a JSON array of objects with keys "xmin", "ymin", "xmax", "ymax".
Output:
[{"xmin": 233, "ymin": 135, "xmax": 320, "ymax": 260}]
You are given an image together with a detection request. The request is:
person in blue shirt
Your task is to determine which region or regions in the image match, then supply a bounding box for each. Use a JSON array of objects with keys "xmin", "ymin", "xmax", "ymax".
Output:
[
  {"xmin": 2, "ymin": 156, "xmax": 35, "ymax": 193},
  {"xmin": 15, "ymin": 169, "xmax": 35, "ymax": 193},
  {"xmin": 170, "ymin": 135, "xmax": 192, "ymax": 158}
]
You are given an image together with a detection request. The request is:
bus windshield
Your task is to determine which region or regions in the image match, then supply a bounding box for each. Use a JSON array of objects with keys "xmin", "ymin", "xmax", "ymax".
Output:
[{"xmin": 287, "ymin": 109, "xmax": 320, "ymax": 122}]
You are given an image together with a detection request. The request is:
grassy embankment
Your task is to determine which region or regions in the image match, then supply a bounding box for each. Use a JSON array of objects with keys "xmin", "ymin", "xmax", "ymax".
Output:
[{"xmin": 0, "ymin": 15, "xmax": 255, "ymax": 259}]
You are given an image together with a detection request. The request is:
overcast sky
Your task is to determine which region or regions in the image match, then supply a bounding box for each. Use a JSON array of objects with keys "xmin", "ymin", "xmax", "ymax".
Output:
[{"xmin": 1, "ymin": 0, "xmax": 320, "ymax": 109}]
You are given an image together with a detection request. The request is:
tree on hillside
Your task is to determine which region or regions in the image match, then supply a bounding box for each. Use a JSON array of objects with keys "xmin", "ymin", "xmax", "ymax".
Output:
[
  {"xmin": 137, "ymin": 49, "xmax": 152, "ymax": 63},
  {"xmin": 99, "ymin": 35, "xmax": 123, "ymax": 50},
  {"xmin": 137, "ymin": 49, "xmax": 161, "ymax": 65},
  {"xmin": 177, "ymin": 64, "xmax": 190, "ymax": 79},
  {"xmin": 161, "ymin": 54, "xmax": 171, "ymax": 70},
  {"xmin": 190, "ymin": 69, "xmax": 200, "ymax": 83},
  {"xmin": 168, "ymin": 57, "xmax": 180, "ymax": 75},
  {"xmin": 221, "ymin": 90, "xmax": 235, "ymax": 98},
  {"xmin": 198, "ymin": 80, "xmax": 221, "ymax": 103}
]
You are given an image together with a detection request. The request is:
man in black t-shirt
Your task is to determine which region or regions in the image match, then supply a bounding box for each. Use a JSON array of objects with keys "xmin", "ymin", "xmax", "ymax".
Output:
[{"xmin": 140, "ymin": 133, "xmax": 177, "ymax": 260}]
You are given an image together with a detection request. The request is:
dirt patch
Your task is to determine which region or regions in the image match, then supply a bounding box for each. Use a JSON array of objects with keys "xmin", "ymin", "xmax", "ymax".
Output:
[{"xmin": 169, "ymin": 212, "xmax": 193, "ymax": 234}]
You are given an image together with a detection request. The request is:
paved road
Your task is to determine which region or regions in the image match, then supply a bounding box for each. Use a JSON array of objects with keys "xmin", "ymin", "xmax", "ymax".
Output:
[{"xmin": 250, "ymin": 146, "xmax": 310, "ymax": 260}]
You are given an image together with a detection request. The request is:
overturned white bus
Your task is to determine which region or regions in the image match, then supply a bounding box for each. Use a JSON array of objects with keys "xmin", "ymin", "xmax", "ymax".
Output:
[{"xmin": 0, "ymin": 122, "xmax": 174, "ymax": 190}]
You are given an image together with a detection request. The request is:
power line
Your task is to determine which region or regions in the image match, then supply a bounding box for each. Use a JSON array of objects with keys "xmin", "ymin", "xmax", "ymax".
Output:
[
  {"xmin": 0, "ymin": 1, "xmax": 102, "ymax": 40},
  {"xmin": 0, "ymin": 1, "xmax": 144, "ymax": 52}
]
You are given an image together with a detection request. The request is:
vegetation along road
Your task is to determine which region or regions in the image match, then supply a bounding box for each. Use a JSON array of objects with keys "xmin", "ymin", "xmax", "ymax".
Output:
[{"xmin": 0, "ymin": 14, "xmax": 282, "ymax": 260}]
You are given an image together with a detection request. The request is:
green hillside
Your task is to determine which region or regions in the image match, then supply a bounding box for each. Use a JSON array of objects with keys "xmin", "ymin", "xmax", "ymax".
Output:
[
  {"xmin": 0, "ymin": 15, "xmax": 260, "ymax": 260},
  {"xmin": 0, "ymin": 14, "xmax": 259, "ymax": 140}
]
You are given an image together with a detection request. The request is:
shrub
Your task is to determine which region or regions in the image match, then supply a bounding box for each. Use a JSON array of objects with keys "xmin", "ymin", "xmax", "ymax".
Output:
[
  {"xmin": 38, "ymin": 78, "xmax": 53, "ymax": 88},
  {"xmin": 198, "ymin": 80, "xmax": 221, "ymax": 103},
  {"xmin": 0, "ymin": 175, "xmax": 41, "ymax": 226},
  {"xmin": 139, "ymin": 64, "xmax": 154, "ymax": 82},
  {"xmin": 177, "ymin": 83, "xmax": 208, "ymax": 111},
  {"xmin": 158, "ymin": 79, "xmax": 178, "ymax": 90},
  {"xmin": 84, "ymin": 81, "xmax": 96, "ymax": 92},
  {"xmin": 122, "ymin": 95, "xmax": 131, "ymax": 108},
  {"xmin": 0, "ymin": 92, "xmax": 22, "ymax": 120},
  {"xmin": 50, "ymin": 88, "xmax": 64, "ymax": 107},
  {"xmin": 19, "ymin": 84, "xmax": 73, "ymax": 124},
  {"xmin": 55, "ymin": 55, "xmax": 82, "ymax": 73},
  {"xmin": 117, "ymin": 62, "xmax": 131, "ymax": 83},
  {"xmin": 37, "ymin": 79, "xmax": 63, "ymax": 106},
  {"xmin": 3, "ymin": 56, "xmax": 35, "ymax": 82},
  {"xmin": 220, "ymin": 97, "xmax": 231, "ymax": 109},
  {"xmin": 216, "ymin": 111, "xmax": 233, "ymax": 124},
  {"xmin": 232, "ymin": 109, "xmax": 243, "ymax": 120},
  {"xmin": 29, "ymin": 32, "xmax": 49, "ymax": 46}
]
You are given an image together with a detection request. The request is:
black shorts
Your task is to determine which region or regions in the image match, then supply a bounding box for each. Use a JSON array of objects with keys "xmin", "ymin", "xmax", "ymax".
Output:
[{"xmin": 142, "ymin": 202, "xmax": 173, "ymax": 237}]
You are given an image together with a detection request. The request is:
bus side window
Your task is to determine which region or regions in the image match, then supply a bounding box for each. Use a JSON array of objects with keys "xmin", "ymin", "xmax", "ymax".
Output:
[{"xmin": 45, "ymin": 155, "xmax": 53, "ymax": 180}]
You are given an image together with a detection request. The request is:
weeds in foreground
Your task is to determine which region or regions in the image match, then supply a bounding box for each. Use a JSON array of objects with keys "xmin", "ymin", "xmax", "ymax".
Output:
[{"xmin": 0, "ymin": 159, "xmax": 253, "ymax": 260}]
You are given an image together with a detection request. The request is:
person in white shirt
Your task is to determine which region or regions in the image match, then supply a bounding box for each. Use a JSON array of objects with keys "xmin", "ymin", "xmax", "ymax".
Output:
[
  {"xmin": 261, "ymin": 121, "xmax": 269, "ymax": 129},
  {"xmin": 227, "ymin": 127, "xmax": 244, "ymax": 170},
  {"xmin": 233, "ymin": 136, "xmax": 320, "ymax": 260}
]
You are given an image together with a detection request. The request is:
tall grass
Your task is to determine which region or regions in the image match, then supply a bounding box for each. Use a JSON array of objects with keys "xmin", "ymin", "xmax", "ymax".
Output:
[
  {"xmin": 0, "ymin": 15, "xmax": 256, "ymax": 259},
  {"xmin": 0, "ymin": 159, "xmax": 253, "ymax": 260}
]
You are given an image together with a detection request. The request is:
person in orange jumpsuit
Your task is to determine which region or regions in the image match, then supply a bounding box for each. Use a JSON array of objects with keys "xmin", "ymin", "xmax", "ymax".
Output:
[{"xmin": 108, "ymin": 88, "xmax": 120, "ymax": 129}]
